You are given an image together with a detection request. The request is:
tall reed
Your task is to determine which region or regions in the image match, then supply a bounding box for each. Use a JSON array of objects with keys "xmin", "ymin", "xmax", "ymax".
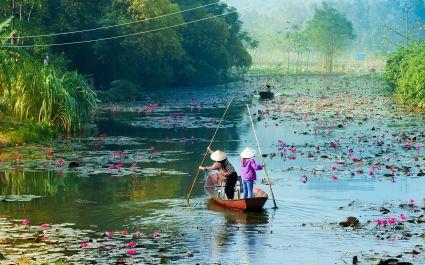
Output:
[{"xmin": 0, "ymin": 19, "xmax": 97, "ymax": 133}]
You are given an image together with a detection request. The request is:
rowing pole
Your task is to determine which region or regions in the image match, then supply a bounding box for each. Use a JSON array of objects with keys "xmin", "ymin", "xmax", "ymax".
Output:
[
  {"xmin": 246, "ymin": 104, "xmax": 278, "ymax": 209},
  {"xmin": 186, "ymin": 98, "xmax": 234, "ymax": 206}
]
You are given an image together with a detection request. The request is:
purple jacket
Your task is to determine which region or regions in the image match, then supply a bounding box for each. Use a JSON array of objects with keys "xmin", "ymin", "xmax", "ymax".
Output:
[{"xmin": 240, "ymin": 158, "xmax": 262, "ymax": 181}]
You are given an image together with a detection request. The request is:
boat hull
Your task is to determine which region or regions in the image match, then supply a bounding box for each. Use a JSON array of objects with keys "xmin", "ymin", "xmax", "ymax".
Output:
[{"xmin": 259, "ymin": 91, "xmax": 274, "ymax": 99}]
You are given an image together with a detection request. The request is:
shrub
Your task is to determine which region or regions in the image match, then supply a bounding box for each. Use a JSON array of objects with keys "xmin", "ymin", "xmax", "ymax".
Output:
[
  {"xmin": 0, "ymin": 120, "xmax": 57, "ymax": 145},
  {"xmin": 0, "ymin": 58, "xmax": 97, "ymax": 133},
  {"xmin": 97, "ymin": 79, "xmax": 143, "ymax": 102},
  {"xmin": 386, "ymin": 40, "xmax": 425, "ymax": 110}
]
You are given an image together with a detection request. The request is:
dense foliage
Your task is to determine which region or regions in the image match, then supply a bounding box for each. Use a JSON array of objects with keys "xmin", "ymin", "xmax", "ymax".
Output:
[
  {"xmin": 0, "ymin": 18, "xmax": 96, "ymax": 144},
  {"xmin": 386, "ymin": 40, "xmax": 425, "ymax": 109},
  {"xmin": 0, "ymin": 0, "xmax": 254, "ymax": 89},
  {"xmin": 0, "ymin": 49, "xmax": 97, "ymax": 133},
  {"xmin": 304, "ymin": 3, "xmax": 355, "ymax": 72},
  {"xmin": 0, "ymin": 0, "xmax": 252, "ymax": 143}
]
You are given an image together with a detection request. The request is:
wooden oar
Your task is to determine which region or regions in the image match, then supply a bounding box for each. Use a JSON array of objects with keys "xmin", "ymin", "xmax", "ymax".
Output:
[
  {"xmin": 186, "ymin": 98, "xmax": 234, "ymax": 206},
  {"xmin": 246, "ymin": 104, "xmax": 278, "ymax": 209}
]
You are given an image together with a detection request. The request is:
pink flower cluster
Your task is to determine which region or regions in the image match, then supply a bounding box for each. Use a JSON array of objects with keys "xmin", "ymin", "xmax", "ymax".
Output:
[
  {"xmin": 373, "ymin": 214, "xmax": 406, "ymax": 227},
  {"xmin": 143, "ymin": 102, "xmax": 159, "ymax": 113}
]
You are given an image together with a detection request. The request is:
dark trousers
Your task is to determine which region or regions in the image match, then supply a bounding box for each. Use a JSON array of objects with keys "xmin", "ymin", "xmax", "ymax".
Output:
[{"xmin": 225, "ymin": 172, "xmax": 238, "ymax": 200}]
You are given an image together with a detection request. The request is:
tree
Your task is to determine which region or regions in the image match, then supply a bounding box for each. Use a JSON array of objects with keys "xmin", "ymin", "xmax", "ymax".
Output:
[
  {"xmin": 303, "ymin": 3, "xmax": 355, "ymax": 73},
  {"xmin": 382, "ymin": 0, "xmax": 425, "ymax": 48},
  {"xmin": 89, "ymin": 0, "xmax": 186, "ymax": 87},
  {"xmin": 0, "ymin": 0, "xmax": 254, "ymax": 90},
  {"xmin": 175, "ymin": 0, "xmax": 254, "ymax": 84}
]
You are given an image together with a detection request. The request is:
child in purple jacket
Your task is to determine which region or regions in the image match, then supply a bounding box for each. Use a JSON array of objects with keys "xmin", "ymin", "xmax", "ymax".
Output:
[{"xmin": 240, "ymin": 147, "xmax": 263, "ymax": 199}]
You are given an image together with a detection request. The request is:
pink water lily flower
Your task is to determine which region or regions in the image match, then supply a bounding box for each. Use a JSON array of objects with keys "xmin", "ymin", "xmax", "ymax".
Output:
[
  {"xmin": 127, "ymin": 249, "xmax": 137, "ymax": 255},
  {"xmin": 40, "ymin": 223, "xmax": 50, "ymax": 229},
  {"xmin": 135, "ymin": 231, "xmax": 141, "ymax": 237},
  {"xmin": 0, "ymin": 158, "xmax": 3, "ymax": 164},
  {"xmin": 331, "ymin": 175, "xmax": 337, "ymax": 180},
  {"xmin": 128, "ymin": 241, "xmax": 136, "ymax": 247},
  {"xmin": 22, "ymin": 219, "xmax": 30, "ymax": 226},
  {"xmin": 116, "ymin": 163, "xmax": 124, "ymax": 172},
  {"xmin": 153, "ymin": 231, "xmax": 159, "ymax": 238},
  {"xmin": 408, "ymin": 199, "xmax": 415, "ymax": 206},
  {"xmin": 80, "ymin": 242, "xmax": 89, "ymax": 248},
  {"xmin": 107, "ymin": 231, "xmax": 114, "ymax": 238},
  {"xmin": 131, "ymin": 163, "xmax": 137, "ymax": 168},
  {"xmin": 399, "ymin": 214, "xmax": 406, "ymax": 222},
  {"xmin": 122, "ymin": 230, "xmax": 129, "ymax": 235},
  {"xmin": 388, "ymin": 217, "xmax": 396, "ymax": 224}
]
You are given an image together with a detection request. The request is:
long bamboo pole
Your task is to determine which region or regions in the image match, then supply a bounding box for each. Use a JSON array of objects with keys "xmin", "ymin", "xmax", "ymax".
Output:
[
  {"xmin": 246, "ymin": 104, "xmax": 278, "ymax": 208},
  {"xmin": 186, "ymin": 98, "xmax": 234, "ymax": 206}
]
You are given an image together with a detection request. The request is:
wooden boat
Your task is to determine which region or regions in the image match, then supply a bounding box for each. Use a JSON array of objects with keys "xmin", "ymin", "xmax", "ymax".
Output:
[{"xmin": 204, "ymin": 173, "xmax": 268, "ymax": 211}]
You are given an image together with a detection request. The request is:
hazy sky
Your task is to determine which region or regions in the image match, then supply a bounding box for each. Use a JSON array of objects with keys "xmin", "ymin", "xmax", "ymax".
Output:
[{"xmin": 223, "ymin": 0, "xmax": 425, "ymax": 53}]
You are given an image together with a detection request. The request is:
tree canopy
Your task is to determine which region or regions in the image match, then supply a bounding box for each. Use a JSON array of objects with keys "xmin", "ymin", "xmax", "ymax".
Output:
[
  {"xmin": 0, "ymin": 0, "xmax": 254, "ymax": 89},
  {"xmin": 304, "ymin": 3, "xmax": 355, "ymax": 72}
]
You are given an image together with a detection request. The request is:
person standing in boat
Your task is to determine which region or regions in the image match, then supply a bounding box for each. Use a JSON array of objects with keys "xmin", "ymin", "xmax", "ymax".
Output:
[
  {"xmin": 199, "ymin": 148, "xmax": 238, "ymax": 200},
  {"xmin": 240, "ymin": 147, "xmax": 263, "ymax": 199}
]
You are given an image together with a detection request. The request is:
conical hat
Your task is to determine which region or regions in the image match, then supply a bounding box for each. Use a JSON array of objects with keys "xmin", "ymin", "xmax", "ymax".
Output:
[
  {"xmin": 240, "ymin": 147, "xmax": 257, "ymax": 158},
  {"xmin": 210, "ymin": 150, "xmax": 227, "ymax": 161}
]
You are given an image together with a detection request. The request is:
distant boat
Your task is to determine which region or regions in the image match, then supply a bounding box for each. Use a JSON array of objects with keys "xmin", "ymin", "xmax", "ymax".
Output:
[
  {"xmin": 259, "ymin": 90, "xmax": 274, "ymax": 99},
  {"xmin": 259, "ymin": 84, "xmax": 274, "ymax": 99},
  {"xmin": 204, "ymin": 173, "xmax": 268, "ymax": 211}
]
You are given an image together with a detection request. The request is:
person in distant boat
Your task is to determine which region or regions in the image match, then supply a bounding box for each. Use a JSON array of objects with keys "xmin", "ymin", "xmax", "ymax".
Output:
[
  {"xmin": 265, "ymin": 84, "xmax": 272, "ymax": 91},
  {"xmin": 240, "ymin": 147, "xmax": 263, "ymax": 199},
  {"xmin": 199, "ymin": 148, "xmax": 238, "ymax": 200}
]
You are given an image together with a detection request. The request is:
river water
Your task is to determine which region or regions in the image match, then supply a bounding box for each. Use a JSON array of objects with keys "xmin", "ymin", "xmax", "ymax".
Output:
[{"xmin": 1, "ymin": 74, "xmax": 424, "ymax": 264}]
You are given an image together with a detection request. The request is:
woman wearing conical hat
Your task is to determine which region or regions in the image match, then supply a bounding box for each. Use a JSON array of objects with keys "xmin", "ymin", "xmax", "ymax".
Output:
[
  {"xmin": 240, "ymin": 147, "xmax": 263, "ymax": 199},
  {"xmin": 199, "ymin": 147, "xmax": 237, "ymax": 200}
]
